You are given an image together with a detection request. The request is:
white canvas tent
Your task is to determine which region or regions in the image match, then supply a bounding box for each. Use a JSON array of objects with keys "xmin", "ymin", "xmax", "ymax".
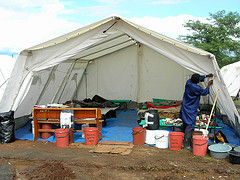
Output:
[
  {"xmin": 220, "ymin": 61, "xmax": 240, "ymax": 97},
  {"xmin": 0, "ymin": 16, "xmax": 239, "ymax": 135},
  {"xmin": 0, "ymin": 55, "xmax": 15, "ymax": 101}
]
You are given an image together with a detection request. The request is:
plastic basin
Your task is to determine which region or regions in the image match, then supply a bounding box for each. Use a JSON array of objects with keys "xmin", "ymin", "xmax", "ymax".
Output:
[{"xmin": 208, "ymin": 144, "xmax": 232, "ymax": 159}]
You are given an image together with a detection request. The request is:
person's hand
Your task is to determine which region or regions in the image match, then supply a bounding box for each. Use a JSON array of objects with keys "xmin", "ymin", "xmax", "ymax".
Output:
[
  {"xmin": 206, "ymin": 73, "xmax": 213, "ymax": 78},
  {"xmin": 207, "ymin": 80, "xmax": 213, "ymax": 88}
]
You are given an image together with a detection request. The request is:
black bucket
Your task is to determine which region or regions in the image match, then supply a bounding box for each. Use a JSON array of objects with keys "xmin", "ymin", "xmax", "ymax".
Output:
[
  {"xmin": 228, "ymin": 150, "xmax": 240, "ymax": 164},
  {"xmin": 146, "ymin": 110, "xmax": 159, "ymax": 130}
]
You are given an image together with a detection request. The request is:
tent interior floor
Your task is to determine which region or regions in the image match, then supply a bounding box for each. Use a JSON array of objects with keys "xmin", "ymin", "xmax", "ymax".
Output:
[{"xmin": 15, "ymin": 110, "xmax": 240, "ymax": 146}]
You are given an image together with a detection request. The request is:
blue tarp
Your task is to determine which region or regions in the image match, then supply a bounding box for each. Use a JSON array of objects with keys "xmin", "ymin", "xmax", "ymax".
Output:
[{"xmin": 15, "ymin": 110, "xmax": 240, "ymax": 146}]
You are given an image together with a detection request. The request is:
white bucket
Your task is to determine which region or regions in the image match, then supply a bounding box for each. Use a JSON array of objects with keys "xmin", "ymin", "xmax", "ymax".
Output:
[
  {"xmin": 194, "ymin": 128, "xmax": 209, "ymax": 137},
  {"xmin": 155, "ymin": 130, "xmax": 169, "ymax": 149},
  {"xmin": 145, "ymin": 130, "xmax": 158, "ymax": 145}
]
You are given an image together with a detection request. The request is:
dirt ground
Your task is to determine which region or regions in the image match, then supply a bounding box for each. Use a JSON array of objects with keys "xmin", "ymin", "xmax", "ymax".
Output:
[{"xmin": 0, "ymin": 140, "xmax": 239, "ymax": 180}]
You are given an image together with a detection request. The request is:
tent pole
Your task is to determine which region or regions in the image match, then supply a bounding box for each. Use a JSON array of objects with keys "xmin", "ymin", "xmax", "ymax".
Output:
[
  {"xmin": 55, "ymin": 60, "xmax": 77, "ymax": 103},
  {"xmin": 136, "ymin": 43, "xmax": 142, "ymax": 102},
  {"xmin": 51, "ymin": 61, "xmax": 76, "ymax": 103},
  {"xmin": 0, "ymin": 78, "xmax": 9, "ymax": 89},
  {"xmin": 85, "ymin": 67, "xmax": 88, "ymax": 98},
  {"xmin": 35, "ymin": 65, "xmax": 58, "ymax": 105},
  {"xmin": 71, "ymin": 61, "xmax": 89, "ymax": 100},
  {"xmin": 0, "ymin": 69, "xmax": 6, "ymax": 81}
]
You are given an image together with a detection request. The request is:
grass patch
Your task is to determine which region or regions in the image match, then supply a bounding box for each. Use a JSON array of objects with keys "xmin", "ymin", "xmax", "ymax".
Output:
[
  {"xmin": 234, "ymin": 100, "xmax": 240, "ymax": 106},
  {"xmin": 191, "ymin": 156, "xmax": 218, "ymax": 164}
]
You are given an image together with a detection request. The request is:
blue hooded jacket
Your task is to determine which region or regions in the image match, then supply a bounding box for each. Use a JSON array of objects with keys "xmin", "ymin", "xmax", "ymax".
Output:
[{"xmin": 180, "ymin": 75, "xmax": 209, "ymax": 126}]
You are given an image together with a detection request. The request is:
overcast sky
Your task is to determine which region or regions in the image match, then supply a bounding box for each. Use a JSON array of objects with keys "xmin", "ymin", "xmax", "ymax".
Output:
[{"xmin": 0, "ymin": 0, "xmax": 239, "ymax": 58}]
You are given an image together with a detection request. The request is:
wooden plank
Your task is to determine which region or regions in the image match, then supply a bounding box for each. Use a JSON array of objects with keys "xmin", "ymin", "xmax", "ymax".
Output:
[
  {"xmin": 38, "ymin": 120, "xmax": 60, "ymax": 123},
  {"xmin": 38, "ymin": 129, "xmax": 55, "ymax": 133},
  {"xmin": 99, "ymin": 141, "xmax": 132, "ymax": 146},
  {"xmin": 75, "ymin": 119, "xmax": 104, "ymax": 124}
]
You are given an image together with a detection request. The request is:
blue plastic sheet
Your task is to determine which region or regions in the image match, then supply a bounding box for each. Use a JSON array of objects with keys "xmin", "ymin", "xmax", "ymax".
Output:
[{"xmin": 214, "ymin": 117, "xmax": 240, "ymax": 146}]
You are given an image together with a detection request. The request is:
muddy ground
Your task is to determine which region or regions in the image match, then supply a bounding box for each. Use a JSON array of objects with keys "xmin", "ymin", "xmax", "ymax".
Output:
[{"xmin": 0, "ymin": 140, "xmax": 239, "ymax": 180}]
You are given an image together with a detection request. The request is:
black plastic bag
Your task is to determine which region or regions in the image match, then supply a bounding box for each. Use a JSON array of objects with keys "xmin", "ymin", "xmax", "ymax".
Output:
[{"xmin": 0, "ymin": 111, "xmax": 15, "ymax": 143}]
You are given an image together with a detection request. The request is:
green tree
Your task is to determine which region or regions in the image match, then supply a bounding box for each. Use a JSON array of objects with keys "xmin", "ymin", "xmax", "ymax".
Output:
[{"xmin": 179, "ymin": 10, "xmax": 240, "ymax": 68}]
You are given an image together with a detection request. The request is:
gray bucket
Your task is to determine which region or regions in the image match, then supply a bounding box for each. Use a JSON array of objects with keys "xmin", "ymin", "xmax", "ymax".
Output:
[{"xmin": 228, "ymin": 150, "xmax": 240, "ymax": 164}]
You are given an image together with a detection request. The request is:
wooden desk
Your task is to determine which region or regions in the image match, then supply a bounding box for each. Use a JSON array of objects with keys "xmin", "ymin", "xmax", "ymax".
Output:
[{"xmin": 32, "ymin": 108, "xmax": 102, "ymax": 141}]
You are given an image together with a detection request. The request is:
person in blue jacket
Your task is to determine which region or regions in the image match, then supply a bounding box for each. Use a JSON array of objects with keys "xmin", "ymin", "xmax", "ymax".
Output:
[{"xmin": 180, "ymin": 73, "xmax": 213, "ymax": 150}]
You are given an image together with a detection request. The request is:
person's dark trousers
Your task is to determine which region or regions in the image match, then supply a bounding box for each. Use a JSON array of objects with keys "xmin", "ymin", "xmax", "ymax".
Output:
[{"xmin": 183, "ymin": 124, "xmax": 194, "ymax": 151}]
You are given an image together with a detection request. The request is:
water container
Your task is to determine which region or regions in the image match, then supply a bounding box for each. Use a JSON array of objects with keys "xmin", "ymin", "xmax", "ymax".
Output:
[{"xmin": 145, "ymin": 110, "xmax": 159, "ymax": 130}]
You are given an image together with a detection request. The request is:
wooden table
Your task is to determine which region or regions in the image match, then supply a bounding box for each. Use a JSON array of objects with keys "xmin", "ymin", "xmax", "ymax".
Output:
[{"xmin": 32, "ymin": 108, "xmax": 102, "ymax": 141}]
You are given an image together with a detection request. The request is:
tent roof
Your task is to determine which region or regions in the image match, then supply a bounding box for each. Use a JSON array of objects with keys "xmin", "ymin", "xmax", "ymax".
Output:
[{"xmin": 26, "ymin": 16, "xmax": 211, "ymax": 60}]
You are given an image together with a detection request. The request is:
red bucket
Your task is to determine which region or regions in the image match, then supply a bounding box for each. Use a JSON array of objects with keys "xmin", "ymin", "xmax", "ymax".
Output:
[
  {"xmin": 132, "ymin": 127, "xmax": 146, "ymax": 145},
  {"xmin": 192, "ymin": 135, "xmax": 209, "ymax": 156},
  {"xmin": 54, "ymin": 128, "xmax": 69, "ymax": 148},
  {"xmin": 41, "ymin": 124, "xmax": 53, "ymax": 139},
  {"xmin": 84, "ymin": 127, "xmax": 98, "ymax": 145},
  {"xmin": 169, "ymin": 132, "xmax": 184, "ymax": 151}
]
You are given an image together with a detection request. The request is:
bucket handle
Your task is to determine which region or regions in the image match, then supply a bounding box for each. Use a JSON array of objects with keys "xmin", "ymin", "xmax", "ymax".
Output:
[
  {"xmin": 132, "ymin": 129, "xmax": 144, "ymax": 135},
  {"xmin": 155, "ymin": 135, "xmax": 164, "ymax": 140},
  {"xmin": 55, "ymin": 133, "xmax": 69, "ymax": 138},
  {"xmin": 193, "ymin": 140, "xmax": 208, "ymax": 146}
]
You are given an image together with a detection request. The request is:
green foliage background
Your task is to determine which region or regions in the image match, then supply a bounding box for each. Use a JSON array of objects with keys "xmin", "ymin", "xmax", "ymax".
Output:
[{"xmin": 179, "ymin": 10, "xmax": 240, "ymax": 68}]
